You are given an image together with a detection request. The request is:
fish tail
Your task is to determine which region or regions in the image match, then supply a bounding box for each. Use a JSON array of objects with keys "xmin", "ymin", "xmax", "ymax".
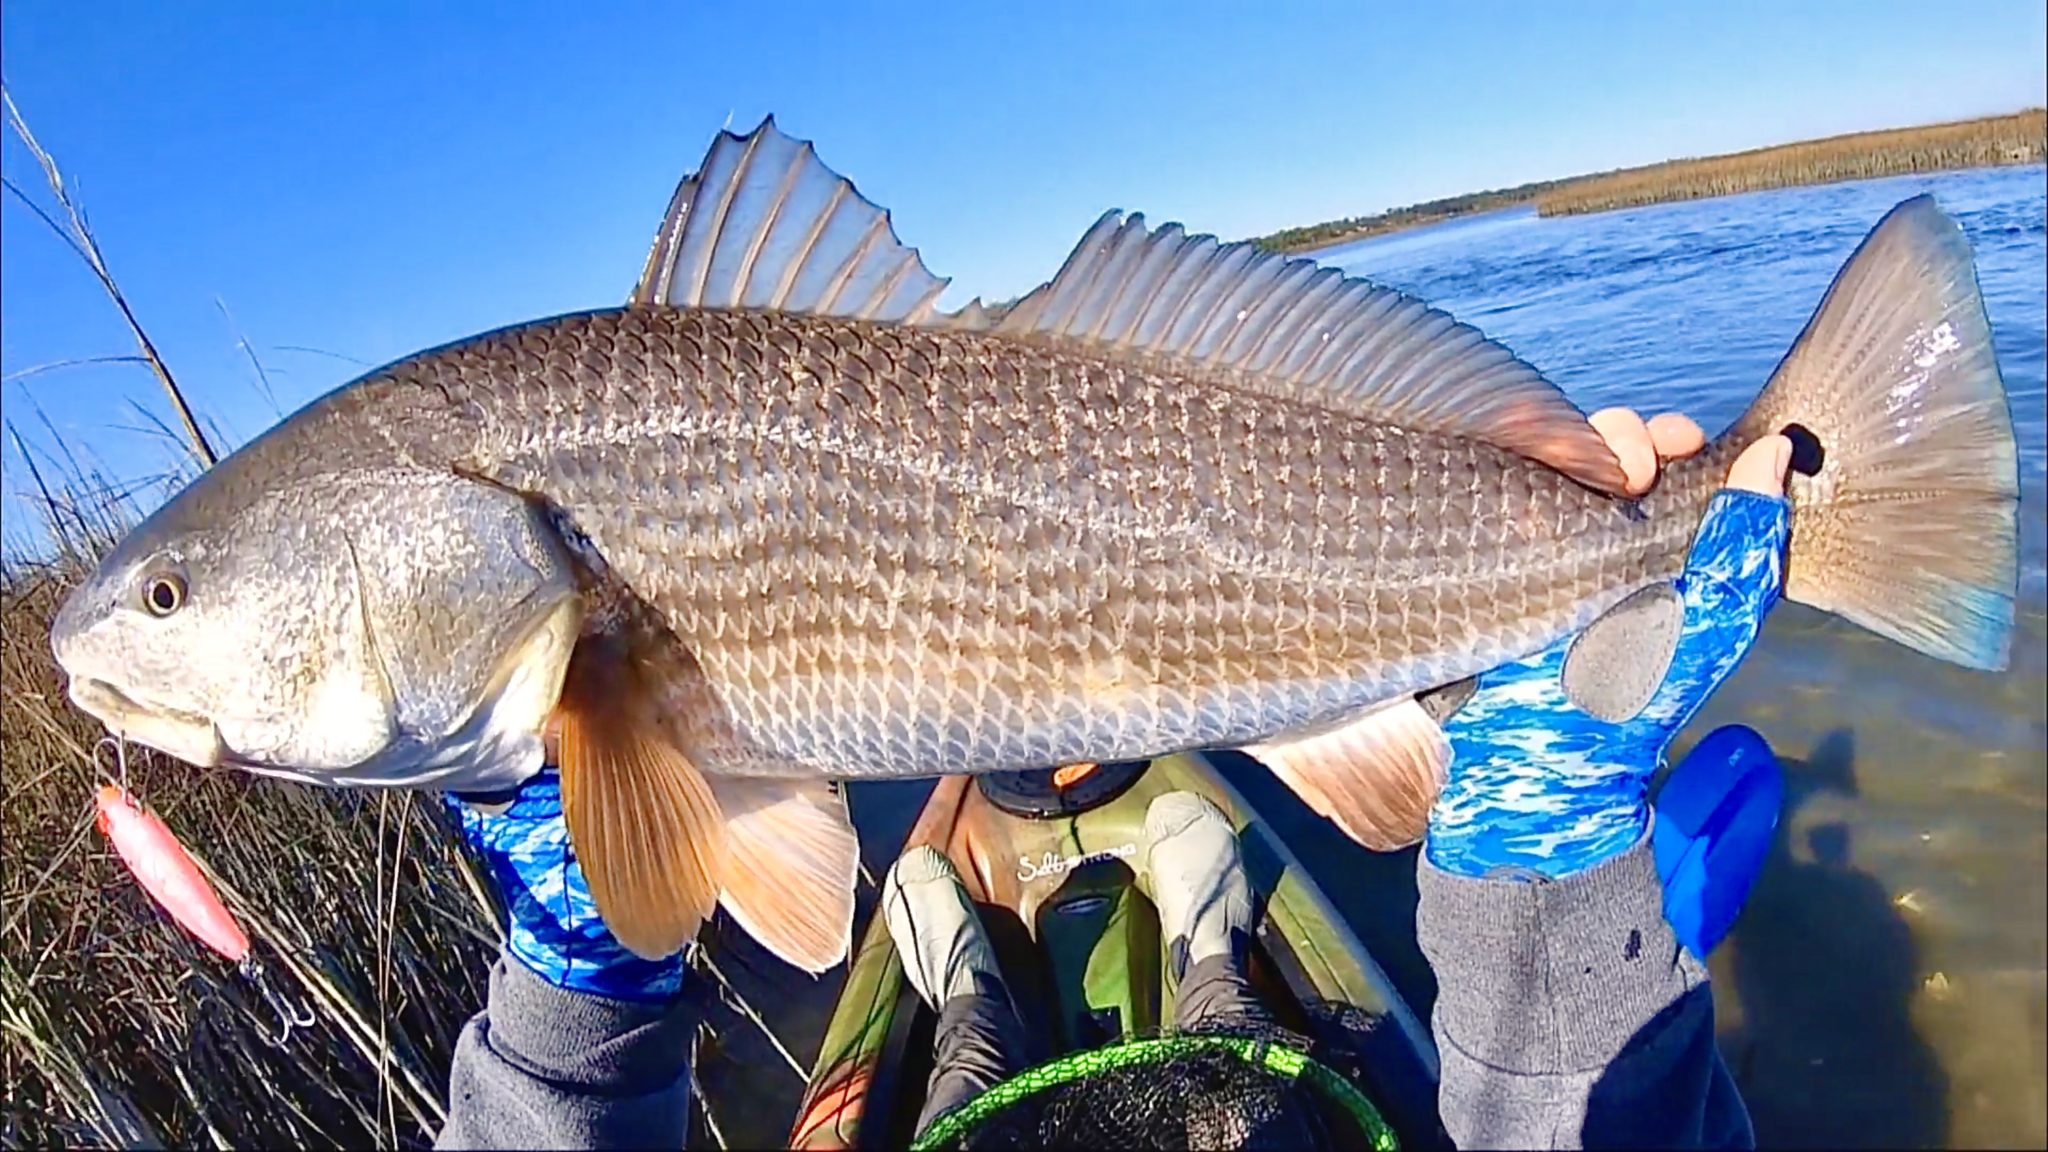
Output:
[{"xmin": 1717, "ymin": 194, "xmax": 2019, "ymax": 671}]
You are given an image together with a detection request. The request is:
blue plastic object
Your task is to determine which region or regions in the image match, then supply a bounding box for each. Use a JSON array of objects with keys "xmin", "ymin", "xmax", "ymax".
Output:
[{"xmin": 1652, "ymin": 724, "xmax": 1784, "ymax": 959}]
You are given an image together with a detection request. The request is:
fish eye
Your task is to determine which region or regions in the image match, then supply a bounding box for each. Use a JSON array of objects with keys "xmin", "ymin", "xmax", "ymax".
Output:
[{"xmin": 142, "ymin": 572, "xmax": 187, "ymax": 617}]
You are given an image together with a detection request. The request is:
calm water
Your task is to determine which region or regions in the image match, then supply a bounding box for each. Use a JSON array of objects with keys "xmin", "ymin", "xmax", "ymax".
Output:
[{"xmin": 699, "ymin": 170, "xmax": 2048, "ymax": 1149}]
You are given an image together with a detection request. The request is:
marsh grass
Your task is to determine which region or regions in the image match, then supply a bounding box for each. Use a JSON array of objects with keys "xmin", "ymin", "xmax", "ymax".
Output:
[
  {"xmin": 0, "ymin": 94, "xmax": 821, "ymax": 1149},
  {"xmin": 1537, "ymin": 109, "xmax": 2048, "ymax": 217},
  {"xmin": 1257, "ymin": 109, "xmax": 2048, "ymax": 253},
  {"xmin": 2, "ymin": 90, "xmax": 507, "ymax": 1146}
]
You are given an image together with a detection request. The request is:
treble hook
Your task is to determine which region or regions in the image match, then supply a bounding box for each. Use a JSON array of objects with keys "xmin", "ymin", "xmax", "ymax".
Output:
[{"xmin": 238, "ymin": 956, "xmax": 316, "ymax": 1048}]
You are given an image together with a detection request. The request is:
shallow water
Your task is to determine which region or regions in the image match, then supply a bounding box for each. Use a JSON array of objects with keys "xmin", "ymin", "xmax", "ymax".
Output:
[{"xmin": 701, "ymin": 170, "xmax": 2048, "ymax": 1149}]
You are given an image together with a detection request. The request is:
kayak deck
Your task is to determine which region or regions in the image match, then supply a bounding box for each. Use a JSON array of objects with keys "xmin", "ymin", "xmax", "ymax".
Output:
[{"xmin": 791, "ymin": 752, "xmax": 1442, "ymax": 1149}]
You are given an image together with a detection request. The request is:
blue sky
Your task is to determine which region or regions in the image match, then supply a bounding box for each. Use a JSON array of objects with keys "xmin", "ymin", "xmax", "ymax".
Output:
[{"xmin": 3, "ymin": 1, "xmax": 2044, "ymax": 534}]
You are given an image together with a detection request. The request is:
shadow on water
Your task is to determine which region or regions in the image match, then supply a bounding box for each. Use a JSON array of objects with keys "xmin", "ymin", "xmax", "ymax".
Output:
[
  {"xmin": 1213, "ymin": 729, "xmax": 1957, "ymax": 1150},
  {"xmin": 689, "ymin": 898, "xmax": 852, "ymax": 1149},
  {"xmin": 1712, "ymin": 728, "xmax": 1949, "ymax": 1149}
]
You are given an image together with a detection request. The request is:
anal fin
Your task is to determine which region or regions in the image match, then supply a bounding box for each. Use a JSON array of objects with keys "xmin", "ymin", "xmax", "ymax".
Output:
[
  {"xmin": 556, "ymin": 640, "xmax": 727, "ymax": 961},
  {"xmin": 1245, "ymin": 697, "xmax": 1451, "ymax": 851},
  {"xmin": 707, "ymin": 775, "xmax": 860, "ymax": 975}
]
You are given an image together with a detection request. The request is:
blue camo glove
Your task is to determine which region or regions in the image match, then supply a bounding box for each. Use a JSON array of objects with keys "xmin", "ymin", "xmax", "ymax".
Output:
[
  {"xmin": 1427, "ymin": 489, "xmax": 1792, "ymax": 880},
  {"xmin": 444, "ymin": 768, "xmax": 686, "ymax": 1004}
]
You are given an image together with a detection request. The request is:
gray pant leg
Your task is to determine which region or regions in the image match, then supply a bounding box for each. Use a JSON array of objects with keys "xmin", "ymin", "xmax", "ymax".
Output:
[
  {"xmin": 916, "ymin": 975, "xmax": 1028, "ymax": 1137},
  {"xmin": 1174, "ymin": 950, "xmax": 1276, "ymax": 1032}
]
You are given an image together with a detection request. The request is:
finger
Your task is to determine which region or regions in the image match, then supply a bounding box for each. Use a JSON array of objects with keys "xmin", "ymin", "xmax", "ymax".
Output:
[
  {"xmin": 1647, "ymin": 412, "xmax": 1706, "ymax": 460},
  {"xmin": 1725, "ymin": 435, "xmax": 1792, "ymax": 495},
  {"xmin": 1589, "ymin": 407, "xmax": 1658, "ymax": 496}
]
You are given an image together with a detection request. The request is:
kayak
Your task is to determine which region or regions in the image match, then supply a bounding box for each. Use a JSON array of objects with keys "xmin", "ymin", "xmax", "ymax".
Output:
[{"xmin": 788, "ymin": 752, "xmax": 1444, "ymax": 1150}]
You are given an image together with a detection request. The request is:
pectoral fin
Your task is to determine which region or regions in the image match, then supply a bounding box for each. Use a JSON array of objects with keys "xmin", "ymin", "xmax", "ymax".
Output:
[
  {"xmin": 556, "ymin": 642, "xmax": 727, "ymax": 961},
  {"xmin": 708, "ymin": 776, "xmax": 860, "ymax": 974},
  {"xmin": 1246, "ymin": 697, "xmax": 1451, "ymax": 851}
]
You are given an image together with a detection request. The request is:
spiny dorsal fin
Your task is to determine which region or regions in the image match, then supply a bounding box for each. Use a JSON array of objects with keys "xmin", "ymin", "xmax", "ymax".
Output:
[
  {"xmin": 996, "ymin": 211, "xmax": 1629, "ymax": 492},
  {"xmin": 630, "ymin": 115, "xmax": 964, "ymax": 325}
]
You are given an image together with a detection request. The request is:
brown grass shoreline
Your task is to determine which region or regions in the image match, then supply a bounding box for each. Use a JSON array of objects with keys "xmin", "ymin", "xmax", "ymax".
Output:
[
  {"xmin": 1257, "ymin": 108, "xmax": 2047, "ymax": 254},
  {"xmin": 0, "ymin": 99, "xmax": 783, "ymax": 1146}
]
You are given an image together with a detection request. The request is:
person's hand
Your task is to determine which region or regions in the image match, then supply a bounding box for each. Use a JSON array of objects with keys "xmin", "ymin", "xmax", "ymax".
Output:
[
  {"xmin": 445, "ymin": 763, "xmax": 687, "ymax": 1003},
  {"xmin": 1425, "ymin": 411, "xmax": 1794, "ymax": 880}
]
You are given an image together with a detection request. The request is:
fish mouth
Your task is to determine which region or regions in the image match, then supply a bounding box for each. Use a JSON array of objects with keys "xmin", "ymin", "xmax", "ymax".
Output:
[
  {"xmin": 65, "ymin": 676, "xmax": 505, "ymax": 791},
  {"xmin": 66, "ymin": 677, "xmax": 227, "ymax": 770}
]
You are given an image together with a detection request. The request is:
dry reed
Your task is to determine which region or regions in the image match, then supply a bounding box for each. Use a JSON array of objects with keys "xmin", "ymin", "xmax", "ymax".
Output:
[
  {"xmin": 1536, "ymin": 109, "xmax": 2047, "ymax": 217},
  {"xmin": 0, "ymin": 99, "xmax": 802, "ymax": 1150},
  {"xmin": 2, "ymin": 92, "xmax": 512, "ymax": 1148},
  {"xmin": 1256, "ymin": 108, "xmax": 2047, "ymax": 253}
]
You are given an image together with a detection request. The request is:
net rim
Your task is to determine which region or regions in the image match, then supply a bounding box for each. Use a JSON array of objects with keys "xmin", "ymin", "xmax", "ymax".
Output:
[{"xmin": 908, "ymin": 1034, "xmax": 1398, "ymax": 1151}]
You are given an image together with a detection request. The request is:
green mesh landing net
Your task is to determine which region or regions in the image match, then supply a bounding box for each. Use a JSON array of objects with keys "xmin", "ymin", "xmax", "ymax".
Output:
[{"xmin": 911, "ymin": 1027, "xmax": 1398, "ymax": 1151}]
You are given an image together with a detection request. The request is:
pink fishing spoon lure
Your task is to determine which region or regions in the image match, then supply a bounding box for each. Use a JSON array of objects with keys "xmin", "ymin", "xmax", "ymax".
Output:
[{"xmin": 91, "ymin": 750, "xmax": 313, "ymax": 1046}]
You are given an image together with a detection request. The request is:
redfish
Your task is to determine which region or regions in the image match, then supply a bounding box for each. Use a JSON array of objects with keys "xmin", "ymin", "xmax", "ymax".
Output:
[{"xmin": 52, "ymin": 119, "xmax": 2019, "ymax": 973}]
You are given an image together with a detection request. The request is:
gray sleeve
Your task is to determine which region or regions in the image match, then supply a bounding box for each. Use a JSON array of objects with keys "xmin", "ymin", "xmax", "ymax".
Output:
[
  {"xmin": 435, "ymin": 954, "xmax": 699, "ymax": 1151},
  {"xmin": 1415, "ymin": 835, "xmax": 1754, "ymax": 1151}
]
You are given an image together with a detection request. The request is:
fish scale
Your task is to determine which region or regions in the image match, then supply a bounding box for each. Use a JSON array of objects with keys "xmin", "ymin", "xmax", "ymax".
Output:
[{"xmin": 365, "ymin": 306, "xmax": 1691, "ymax": 780}]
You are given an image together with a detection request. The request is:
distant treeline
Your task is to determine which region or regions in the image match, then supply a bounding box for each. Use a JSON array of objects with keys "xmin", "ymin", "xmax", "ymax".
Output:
[
  {"xmin": 1256, "ymin": 109, "xmax": 2047, "ymax": 253},
  {"xmin": 1253, "ymin": 177, "xmax": 1578, "ymax": 253}
]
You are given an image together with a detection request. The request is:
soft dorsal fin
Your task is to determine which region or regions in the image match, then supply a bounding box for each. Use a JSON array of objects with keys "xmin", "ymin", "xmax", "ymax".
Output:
[
  {"xmin": 630, "ymin": 116, "xmax": 966, "ymax": 324},
  {"xmin": 994, "ymin": 211, "xmax": 1629, "ymax": 492}
]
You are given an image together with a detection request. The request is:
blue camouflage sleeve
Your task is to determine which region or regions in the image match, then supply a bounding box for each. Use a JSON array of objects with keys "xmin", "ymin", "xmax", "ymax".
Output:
[
  {"xmin": 444, "ymin": 771, "xmax": 684, "ymax": 1002},
  {"xmin": 1427, "ymin": 490, "xmax": 1792, "ymax": 880}
]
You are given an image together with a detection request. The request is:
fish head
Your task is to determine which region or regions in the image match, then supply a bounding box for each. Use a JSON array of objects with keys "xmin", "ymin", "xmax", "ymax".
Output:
[
  {"xmin": 52, "ymin": 462, "xmax": 584, "ymax": 793},
  {"xmin": 53, "ymin": 468, "xmax": 402, "ymax": 777}
]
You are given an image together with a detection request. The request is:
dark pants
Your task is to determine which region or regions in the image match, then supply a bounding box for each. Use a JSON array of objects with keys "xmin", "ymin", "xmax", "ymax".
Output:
[{"xmin": 915, "ymin": 952, "xmax": 1274, "ymax": 1137}]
